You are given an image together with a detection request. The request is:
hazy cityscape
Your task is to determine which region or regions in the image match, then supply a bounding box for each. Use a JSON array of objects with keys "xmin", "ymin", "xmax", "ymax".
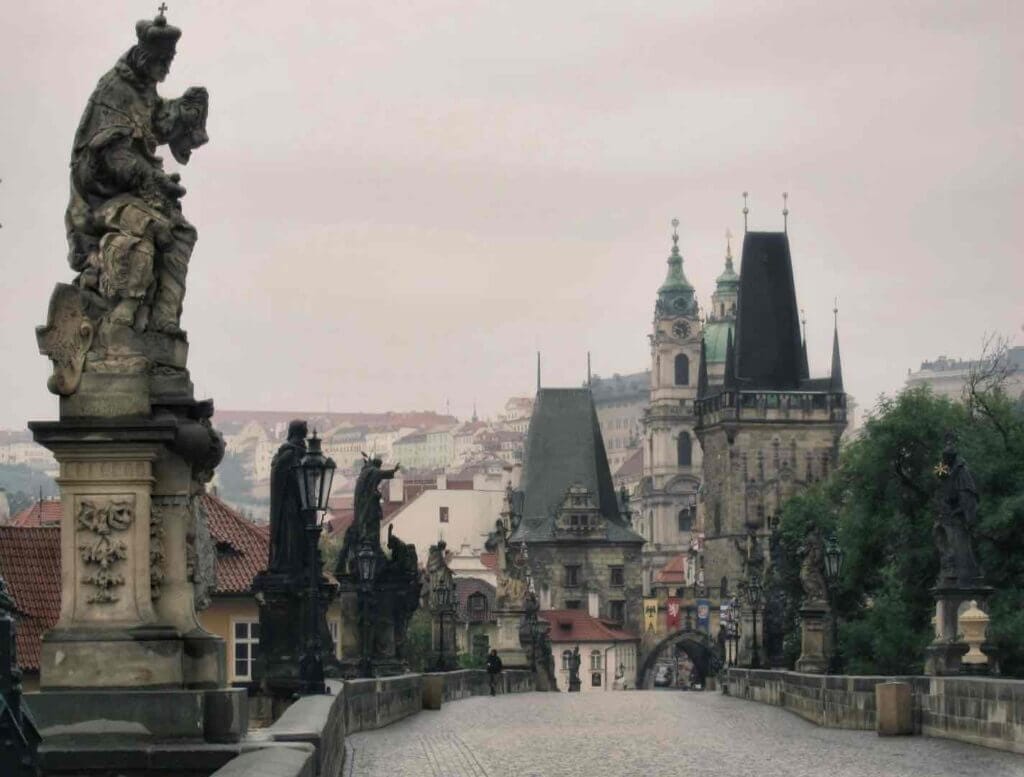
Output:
[{"xmin": 1, "ymin": 3, "xmax": 1022, "ymax": 777}]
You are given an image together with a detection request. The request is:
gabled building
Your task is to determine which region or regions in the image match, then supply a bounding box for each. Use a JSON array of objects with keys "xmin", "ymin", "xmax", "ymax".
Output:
[
  {"xmin": 695, "ymin": 229, "xmax": 847, "ymax": 659},
  {"xmin": 510, "ymin": 388, "xmax": 644, "ymax": 635},
  {"xmin": 541, "ymin": 609, "xmax": 639, "ymax": 692}
]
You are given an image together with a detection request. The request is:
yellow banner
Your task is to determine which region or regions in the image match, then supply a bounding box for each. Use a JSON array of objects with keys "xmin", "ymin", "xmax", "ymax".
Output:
[{"xmin": 643, "ymin": 598, "xmax": 660, "ymax": 634}]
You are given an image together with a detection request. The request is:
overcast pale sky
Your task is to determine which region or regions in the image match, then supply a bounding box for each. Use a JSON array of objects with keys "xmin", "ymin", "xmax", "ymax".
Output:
[{"xmin": 1, "ymin": 1, "xmax": 1021, "ymax": 429}]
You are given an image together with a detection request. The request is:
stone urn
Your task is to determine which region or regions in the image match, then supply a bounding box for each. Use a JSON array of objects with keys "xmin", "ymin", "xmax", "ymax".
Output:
[{"xmin": 958, "ymin": 600, "xmax": 990, "ymax": 670}]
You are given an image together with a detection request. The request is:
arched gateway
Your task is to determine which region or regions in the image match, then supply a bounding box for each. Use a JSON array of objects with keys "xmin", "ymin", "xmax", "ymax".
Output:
[{"xmin": 639, "ymin": 630, "xmax": 721, "ymax": 689}]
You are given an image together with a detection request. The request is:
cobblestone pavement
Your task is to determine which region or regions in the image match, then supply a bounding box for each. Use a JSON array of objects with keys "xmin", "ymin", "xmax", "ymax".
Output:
[{"xmin": 345, "ymin": 690, "xmax": 1024, "ymax": 777}]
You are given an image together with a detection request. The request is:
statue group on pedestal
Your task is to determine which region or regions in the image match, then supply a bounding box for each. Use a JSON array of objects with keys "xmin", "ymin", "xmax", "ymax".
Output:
[
  {"xmin": 933, "ymin": 432, "xmax": 982, "ymax": 589},
  {"xmin": 38, "ymin": 7, "xmax": 211, "ymax": 397}
]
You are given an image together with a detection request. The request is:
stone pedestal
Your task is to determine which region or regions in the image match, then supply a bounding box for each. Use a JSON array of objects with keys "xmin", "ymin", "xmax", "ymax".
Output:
[
  {"xmin": 492, "ymin": 609, "xmax": 529, "ymax": 669},
  {"xmin": 335, "ymin": 577, "xmax": 410, "ymax": 678},
  {"xmin": 924, "ymin": 586, "xmax": 995, "ymax": 676},
  {"xmin": 795, "ymin": 604, "xmax": 828, "ymax": 674},
  {"xmin": 876, "ymin": 681, "xmax": 913, "ymax": 736},
  {"xmin": 430, "ymin": 607, "xmax": 458, "ymax": 671}
]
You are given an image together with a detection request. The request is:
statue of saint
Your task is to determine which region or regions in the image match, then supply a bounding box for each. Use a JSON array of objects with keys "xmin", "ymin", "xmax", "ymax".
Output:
[
  {"xmin": 335, "ymin": 455, "xmax": 399, "ymax": 577},
  {"xmin": 569, "ymin": 645, "xmax": 581, "ymax": 686},
  {"xmin": 934, "ymin": 432, "xmax": 982, "ymax": 587},
  {"xmin": 268, "ymin": 420, "xmax": 308, "ymax": 574},
  {"xmin": 65, "ymin": 8, "xmax": 209, "ymax": 337},
  {"xmin": 798, "ymin": 525, "xmax": 829, "ymax": 606}
]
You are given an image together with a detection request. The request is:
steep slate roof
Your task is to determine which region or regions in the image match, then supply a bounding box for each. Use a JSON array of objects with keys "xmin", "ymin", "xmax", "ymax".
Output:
[
  {"xmin": 733, "ymin": 231, "xmax": 805, "ymax": 390},
  {"xmin": 201, "ymin": 493, "xmax": 269, "ymax": 594},
  {"xmin": 0, "ymin": 526, "xmax": 61, "ymax": 671},
  {"xmin": 540, "ymin": 609, "xmax": 639, "ymax": 644},
  {"xmin": 511, "ymin": 388, "xmax": 642, "ymax": 544},
  {"xmin": 9, "ymin": 500, "xmax": 62, "ymax": 528}
]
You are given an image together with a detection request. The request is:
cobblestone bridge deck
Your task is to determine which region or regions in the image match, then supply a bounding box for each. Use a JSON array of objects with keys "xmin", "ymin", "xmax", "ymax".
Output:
[{"xmin": 345, "ymin": 690, "xmax": 1023, "ymax": 777}]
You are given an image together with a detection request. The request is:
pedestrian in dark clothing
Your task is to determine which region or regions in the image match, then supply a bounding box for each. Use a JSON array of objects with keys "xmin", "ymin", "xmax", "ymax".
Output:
[{"xmin": 486, "ymin": 649, "xmax": 503, "ymax": 695}]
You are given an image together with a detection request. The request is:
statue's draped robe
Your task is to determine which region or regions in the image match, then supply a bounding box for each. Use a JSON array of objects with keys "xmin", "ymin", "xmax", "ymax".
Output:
[{"xmin": 268, "ymin": 440, "xmax": 306, "ymax": 573}]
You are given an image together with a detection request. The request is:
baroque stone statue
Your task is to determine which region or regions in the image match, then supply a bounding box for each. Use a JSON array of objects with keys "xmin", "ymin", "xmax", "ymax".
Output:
[
  {"xmin": 934, "ymin": 432, "xmax": 983, "ymax": 588},
  {"xmin": 385, "ymin": 524, "xmax": 421, "ymax": 660},
  {"xmin": 568, "ymin": 645, "xmax": 582, "ymax": 690},
  {"xmin": 335, "ymin": 454, "xmax": 400, "ymax": 577},
  {"xmin": 38, "ymin": 7, "xmax": 209, "ymax": 397},
  {"xmin": 268, "ymin": 420, "xmax": 308, "ymax": 574},
  {"xmin": 798, "ymin": 525, "xmax": 828, "ymax": 606}
]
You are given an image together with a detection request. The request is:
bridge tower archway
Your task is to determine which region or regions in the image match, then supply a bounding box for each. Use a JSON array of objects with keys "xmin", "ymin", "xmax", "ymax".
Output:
[{"xmin": 638, "ymin": 630, "xmax": 720, "ymax": 690}]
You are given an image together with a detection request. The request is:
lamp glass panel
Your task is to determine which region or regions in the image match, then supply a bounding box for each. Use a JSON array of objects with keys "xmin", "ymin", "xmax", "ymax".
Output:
[
  {"xmin": 320, "ymin": 460, "xmax": 336, "ymax": 511},
  {"xmin": 296, "ymin": 466, "xmax": 309, "ymax": 511},
  {"xmin": 304, "ymin": 466, "xmax": 321, "ymax": 513}
]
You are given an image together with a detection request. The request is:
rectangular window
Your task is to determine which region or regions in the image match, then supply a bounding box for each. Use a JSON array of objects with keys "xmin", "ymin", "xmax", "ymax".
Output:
[
  {"xmin": 610, "ymin": 600, "xmax": 625, "ymax": 624},
  {"xmin": 439, "ymin": 506, "xmax": 449, "ymax": 523},
  {"xmin": 609, "ymin": 566, "xmax": 624, "ymax": 587},
  {"xmin": 564, "ymin": 565, "xmax": 580, "ymax": 587},
  {"xmin": 591, "ymin": 672, "xmax": 602, "ymax": 687},
  {"xmin": 232, "ymin": 619, "xmax": 260, "ymax": 681},
  {"xmin": 565, "ymin": 599, "xmax": 582, "ymax": 610}
]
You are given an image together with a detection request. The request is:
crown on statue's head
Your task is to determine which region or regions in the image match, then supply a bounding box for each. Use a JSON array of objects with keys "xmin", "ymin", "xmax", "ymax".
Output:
[{"xmin": 136, "ymin": 5, "xmax": 181, "ymax": 56}]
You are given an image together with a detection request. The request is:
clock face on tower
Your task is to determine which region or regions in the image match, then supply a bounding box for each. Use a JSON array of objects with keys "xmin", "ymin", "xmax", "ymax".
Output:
[{"xmin": 672, "ymin": 320, "xmax": 691, "ymax": 338}]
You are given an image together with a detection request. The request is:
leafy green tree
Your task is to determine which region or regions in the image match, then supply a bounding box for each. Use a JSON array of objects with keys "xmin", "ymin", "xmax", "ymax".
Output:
[{"xmin": 776, "ymin": 370, "xmax": 1024, "ymax": 676}]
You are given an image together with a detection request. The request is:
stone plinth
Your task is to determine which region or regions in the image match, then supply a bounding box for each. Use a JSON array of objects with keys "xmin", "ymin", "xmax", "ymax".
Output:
[
  {"xmin": 876, "ymin": 681, "xmax": 913, "ymax": 736},
  {"xmin": 795, "ymin": 604, "xmax": 828, "ymax": 675},
  {"xmin": 492, "ymin": 610, "xmax": 529, "ymax": 669},
  {"xmin": 335, "ymin": 577, "xmax": 410, "ymax": 678},
  {"xmin": 924, "ymin": 585, "xmax": 996, "ymax": 676}
]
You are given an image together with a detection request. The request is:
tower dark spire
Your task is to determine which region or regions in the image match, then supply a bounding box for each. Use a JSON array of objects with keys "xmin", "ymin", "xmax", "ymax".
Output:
[
  {"xmin": 697, "ymin": 337, "xmax": 709, "ymax": 397},
  {"xmin": 536, "ymin": 351, "xmax": 541, "ymax": 393},
  {"xmin": 830, "ymin": 301, "xmax": 844, "ymax": 392},
  {"xmin": 723, "ymin": 328, "xmax": 736, "ymax": 389},
  {"xmin": 799, "ymin": 309, "xmax": 810, "ymax": 381}
]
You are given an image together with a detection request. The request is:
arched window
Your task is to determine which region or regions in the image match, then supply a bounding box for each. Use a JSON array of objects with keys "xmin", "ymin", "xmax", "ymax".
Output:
[
  {"xmin": 677, "ymin": 433, "xmax": 692, "ymax": 467},
  {"xmin": 677, "ymin": 507, "xmax": 693, "ymax": 532},
  {"xmin": 590, "ymin": 650, "xmax": 602, "ymax": 671},
  {"xmin": 674, "ymin": 354, "xmax": 689, "ymax": 385},
  {"xmin": 562, "ymin": 650, "xmax": 572, "ymax": 671}
]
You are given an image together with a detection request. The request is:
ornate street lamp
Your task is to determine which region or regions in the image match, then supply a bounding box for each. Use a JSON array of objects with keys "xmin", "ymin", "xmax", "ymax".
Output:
[
  {"xmin": 747, "ymin": 574, "xmax": 763, "ymax": 669},
  {"xmin": 295, "ymin": 432, "xmax": 336, "ymax": 695},
  {"xmin": 434, "ymin": 576, "xmax": 454, "ymax": 671},
  {"xmin": 824, "ymin": 533, "xmax": 845, "ymax": 674},
  {"xmin": 356, "ymin": 539, "xmax": 378, "ymax": 678}
]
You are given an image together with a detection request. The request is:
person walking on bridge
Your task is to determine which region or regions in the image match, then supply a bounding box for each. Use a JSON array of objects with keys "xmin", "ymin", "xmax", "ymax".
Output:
[{"xmin": 486, "ymin": 649, "xmax": 503, "ymax": 695}]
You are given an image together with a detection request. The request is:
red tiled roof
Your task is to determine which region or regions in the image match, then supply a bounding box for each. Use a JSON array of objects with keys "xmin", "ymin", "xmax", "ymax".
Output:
[
  {"xmin": 540, "ymin": 609, "xmax": 639, "ymax": 644},
  {"xmin": 0, "ymin": 526, "xmax": 61, "ymax": 671},
  {"xmin": 200, "ymin": 493, "xmax": 269, "ymax": 594},
  {"xmin": 9, "ymin": 500, "xmax": 62, "ymax": 528},
  {"xmin": 654, "ymin": 554, "xmax": 688, "ymax": 585}
]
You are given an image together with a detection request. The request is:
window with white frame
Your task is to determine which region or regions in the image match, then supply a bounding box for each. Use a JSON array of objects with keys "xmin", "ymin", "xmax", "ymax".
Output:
[
  {"xmin": 590, "ymin": 649, "xmax": 602, "ymax": 671},
  {"xmin": 233, "ymin": 619, "xmax": 259, "ymax": 681}
]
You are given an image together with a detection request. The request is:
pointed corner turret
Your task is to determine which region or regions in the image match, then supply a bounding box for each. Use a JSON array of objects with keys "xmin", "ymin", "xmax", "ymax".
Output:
[
  {"xmin": 800, "ymin": 337, "xmax": 810, "ymax": 381},
  {"xmin": 723, "ymin": 328, "xmax": 736, "ymax": 389},
  {"xmin": 830, "ymin": 308, "xmax": 844, "ymax": 393},
  {"xmin": 697, "ymin": 336, "xmax": 709, "ymax": 398}
]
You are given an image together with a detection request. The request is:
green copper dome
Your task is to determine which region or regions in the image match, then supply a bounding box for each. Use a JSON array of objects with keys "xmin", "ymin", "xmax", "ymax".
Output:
[
  {"xmin": 703, "ymin": 320, "xmax": 735, "ymax": 363},
  {"xmin": 656, "ymin": 221, "xmax": 696, "ymax": 317}
]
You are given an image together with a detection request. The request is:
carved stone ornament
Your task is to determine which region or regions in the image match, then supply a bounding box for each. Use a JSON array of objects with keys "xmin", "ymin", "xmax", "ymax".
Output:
[
  {"xmin": 149, "ymin": 504, "xmax": 166, "ymax": 600},
  {"xmin": 76, "ymin": 497, "xmax": 135, "ymax": 603},
  {"xmin": 36, "ymin": 283, "xmax": 95, "ymax": 396}
]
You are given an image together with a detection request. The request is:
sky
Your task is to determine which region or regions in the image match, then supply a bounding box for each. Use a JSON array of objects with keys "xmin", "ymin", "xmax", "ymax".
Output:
[{"xmin": 1, "ymin": 1, "xmax": 1022, "ymax": 430}]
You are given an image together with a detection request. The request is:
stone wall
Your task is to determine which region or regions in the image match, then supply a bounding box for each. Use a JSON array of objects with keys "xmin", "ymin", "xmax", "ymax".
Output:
[
  {"xmin": 726, "ymin": 668, "xmax": 1024, "ymax": 755},
  {"xmin": 208, "ymin": 670, "xmax": 535, "ymax": 777}
]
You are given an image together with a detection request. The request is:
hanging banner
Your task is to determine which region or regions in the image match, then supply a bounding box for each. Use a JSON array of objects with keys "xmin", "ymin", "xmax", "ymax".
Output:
[
  {"xmin": 666, "ymin": 597, "xmax": 682, "ymax": 631},
  {"xmin": 643, "ymin": 598, "xmax": 660, "ymax": 634},
  {"xmin": 696, "ymin": 598, "xmax": 711, "ymax": 634}
]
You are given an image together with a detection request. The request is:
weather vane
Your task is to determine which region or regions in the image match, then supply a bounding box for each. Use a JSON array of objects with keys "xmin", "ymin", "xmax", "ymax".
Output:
[
  {"xmin": 725, "ymin": 228, "xmax": 732, "ymax": 259},
  {"xmin": 671, "ymin": 217, "xmax": 679, "ymax": 246},
  {"xmin": 782, "ymin": 192, "xmax": 789, "ymax": 233}
]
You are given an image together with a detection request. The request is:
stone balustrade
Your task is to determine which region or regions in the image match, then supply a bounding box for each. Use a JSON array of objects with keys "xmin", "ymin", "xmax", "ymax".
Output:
[
  {"xmin": 210, "ymin": 669, "xmax": 535, "ymax": 777},
  {"xmin": 725, "ymin": 668, "xmax": 1024, "ymax": 755}
]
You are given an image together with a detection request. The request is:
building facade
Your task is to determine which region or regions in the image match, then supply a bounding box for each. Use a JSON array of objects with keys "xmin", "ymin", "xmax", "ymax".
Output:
[
  {"xmin": 905, "ymin": 347, "xmax": 1024, "ymax": 402},
  {"xmin": 638, "ymin": 224, "xmax": 703, "ymax": 595},
  {"xmin": 510, "ymin": 388, "xmax": 645, "ymax": 636},
  {"xmin": 695, "ymin": 229, "xmax": 847, "ymax": 664},
  {"xmin": 591, "ymin": 371, "xmax": 649, "ymax": 472}
]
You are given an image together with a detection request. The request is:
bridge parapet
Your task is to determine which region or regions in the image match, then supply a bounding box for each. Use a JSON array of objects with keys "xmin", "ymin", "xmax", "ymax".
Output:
[
  {"xmin": 725, "ymin": 668, "xmax": 1024, "ymax": 755},
  {"xmin": 210, "ymin": 670, "xmax": 536, "ymax": 777}
]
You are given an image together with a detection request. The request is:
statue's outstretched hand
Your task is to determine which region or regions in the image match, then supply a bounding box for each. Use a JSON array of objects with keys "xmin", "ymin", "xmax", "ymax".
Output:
[{"xmin": 159, "ymin": 172, "xmax": 187, "ymax": 200}]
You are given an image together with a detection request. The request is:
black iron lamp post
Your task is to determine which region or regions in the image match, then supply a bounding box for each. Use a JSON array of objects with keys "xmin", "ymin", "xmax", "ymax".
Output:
[
  {"xmin": 824, "ymin": 533, "xmax": 845, "ymax": 674},
  {"xmin": 747, "ymin": 574, "xmax": 763, "ymax": 669},
  {"xmin": 434, "ymin": 577, "xmax": 454, "ymax": 671},
  {"xmin": 356, "ymin": 539, "xmax": 378, "ymax": 678},
  {"xmin": 295, "ymin": 432, "xmax": 336, "ymax": 695}
]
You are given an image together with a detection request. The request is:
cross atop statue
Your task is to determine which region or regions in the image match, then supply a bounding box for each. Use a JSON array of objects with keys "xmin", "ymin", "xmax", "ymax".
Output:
[{"xmin": 158, "ymin": 3, "xmax": 169, "ymax": 15}]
